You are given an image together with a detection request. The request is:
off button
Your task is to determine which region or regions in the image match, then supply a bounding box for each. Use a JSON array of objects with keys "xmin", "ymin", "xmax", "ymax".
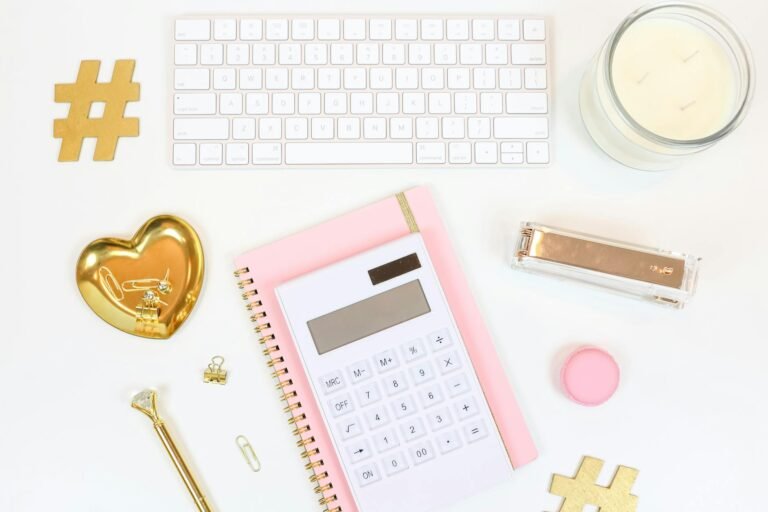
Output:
[{"xmin": 328, "ymin": 393, "xmax": 355, "ymax": 417}]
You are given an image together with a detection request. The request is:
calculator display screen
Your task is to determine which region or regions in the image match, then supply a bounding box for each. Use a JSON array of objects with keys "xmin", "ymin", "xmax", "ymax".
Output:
[{"xmin": 307, "ymin": 280, "xmax": 431, "ymax": 355}]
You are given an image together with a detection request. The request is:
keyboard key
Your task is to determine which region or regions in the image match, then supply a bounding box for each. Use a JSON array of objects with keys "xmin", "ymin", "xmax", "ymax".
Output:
[
  {"xmin": 338, "ymin": 416, "xmax": 363, "ymax": 440},
  {"xmin": 526, "ymin": 141, "xmax": 550, "ymax": 164},
  {"xmin": 408, "ymin": 44, "xmax": 431, "ymax": 65},
  {"xmin": 437, "ymin": 351, "xmax": 462, "ymax": 375},
  {"xmin": 173, "ymin": 143, "xmax": 196, "ymax": 165},
  {"xmin": 427, "ymin": 328, "xmax": 452, "ymax": 351},
  {"xmin": 383, "ymin": 371, "xmax": 409, "ymax": 396},
  {"xmin": 364, "ymin": 404, "xmax": 391, "ymax": 430},
  {"xmin": 416, "ymin": 118, "xmax": 439, "ymax": 139},
  {"xmin": 426, "ymin": 407, "xmax": 453, "ymax": 431},
  {"xmin": 317, "ymin": 19, "xmax": 340, "ymax": 40},
  {"xmin": 319, "ymin": 370, "xmax": 346, "ymax": 395},
  {"xmin": 251, "ymin": 143, "xmax": 282, "ymax": 165},
  {"xmin": 485, "ymin": 43, "xmax": 508, "ymax": 65},
  {"xmin": 480, "ymin": 92, "xmax": 503, "ymax": 114},
  {"xmin": 225, "ymin": 143, "xmax": 249, "ymax": 165},
  {"xmin": 213, "ymin": 68, "xmax": 236, "ymax": 90},
  {"xmin": 498, "ymin": 19, "xmax": 520, "ymax": 41},
  {"xmin": 448, "ymin": 69, "xmax": 471, "ymax": 90},
  {"xmin": 259, "ymin": 117, "xmax": 282, "ymax": 139},
  {"xmin": 422, "ymin": 68, "xmax": 444, "ymax": 89},
  {"xmin": 346, "ymin": 439, "xmax": 373, "ymax": 464},
  {"xmin": 382, "ymin": 451, "xmax": 409, "ymax": 476},
  {"xmin": 499, "ymin": 68, "xmax": 522, "ymax": 89},
  {"xmin": 392, "ymin": 395, "xmax": 418, "ymax": 419},
  {"xmin": 240, "ymin": 19, "xmax": 262, "ymax": 41},
  {"xmin": 369, "ymin": 68, "xmax": 392, "ymax": 89},
  {"xmin": 220, "ymin": 93, "xmax": 242, "ymax": 114},
  {"xmin": 395, "ymin": 68, "xmax": 418, "ymax": 90},
  {"xmin": 351, "ymin": 92, "xmax": 374, "ymax": 114},
  {"xmin": 252, "ymin": 43, "xmax": 276, "ymax": 64},
  {"xmin": 373, "ymin": 349, "xmax": 400, "ymax": 373},
  {"xmin": 356, "ymin": 463, "xmax": 381, "ymax": 487},
  {"xmin": 176, "ymin": 20, "xmax": 210, "ymax": 41},
  {"xmin": 318, "ymin": 68, "xmax": 341, "ymax": 89},
  {"xmin": 409, "ymin": 360, "xmax": 436, "ymax": 385},
  {"xmin": 329, "ymin": 393, "xmax": 355, "ymax": 417},
  {"xmin": 370, "ymin": 19, "xmax": 392, "ymax": 40},
  {"xmin": 372, "ymin": 428, "xmax": 400, "ymax": 453},
  {"xmin": 507, "ymin": 92, "xmax": 548, "ymax": 114},
  {"xmin": 472, "ymin": 19, "xmax": 494, "ymax": 40},
  {"xmin": 445, "ymin": 373, "xmax": 470, "ymax": 397},
  {"xmin": 395, "ymin": 19, "xmax": 418, "ymax": 40},
  {"xmin": 421, "ymin": 19, "xmax": 443, "ymax": 40},
  {"xmin": 343, "ymin": 68, "xmax": 367, "ymax": 89},
  {"xmin": 448, "ymin": 142, "xmax": 471, "ymax": 164},
  {"xmin": 305, "ymin": 43, "xmax": 328, "ymax": 65},
  {"xmin": 292, "ymin": 19, "xmax": 314, "ymax": 40},
  {"xmin": 272, "ymin": 92, "xmax": 295, "ymax": 114},
  {"xmin": 174, "ymin": 118, "xmax": 228, "ymax": 140},
  {"xmin": 348, "ymin": 359, "xmax": 373, "ymax": 384},
  {"xmin": 501, "ymin": 142, "xmax": 524, "ymax": 164},
  {"xmin": 265, "ymin": 19, "xmax": 288, "ymax": 40},
  {"xmin": 389, "ymin": 117, "xmax": 413, "ymax": 139},
  {"xmin": 399, "ymin": 417, "xmax": 426, "ymax": 441},
  {"xmin": 475, "ymin": 142, "xmax": 498, "ymax": 163},
  {"xmin": 442, "ymin": 117, "xmax": 465, "ymax": 139},
  {"xmin": 363, "ymin": 117, "xmax": 387, "ymax": 139},
  {"xmin": 175, "ymin": 44, "xmax": 197, "ymax": 65},
  {"xmin": 226, "ymin": 43, "xmax": 249, "ymax": 64},
  {"xmin": 416, "ymin": 142, "xmax": 446, "ymax": 164},
  {"xmin": 358, "ymin": 44, "xmax": 380, "ymax": 65},
  {"xmin": 446, "ymin": 19, "xmax": 469, "ymax": 41},
  {"xmin": 175, "ymin": 69, "xmax": 209, "ymax": 90},
  {"xmin": 265, "ymin": 68, "xmax": 288, "ymax": 89},
  {"xmin": 511, "ymin": 43, "xmax": 546, "ymax": 65},
  {"xmin": 463, "ymin": 419, "xmax": 489, "ymax": 443},
  {"xmin": 174, "ymin": 93, "xmax": 216, "ymax": 115},
  {"xmin": 434, "ymin": 44, "xmax": 457, "ymax": 65},
  {"xmin": 382, "ymin": 43, "xmax": 406, "ymax": 64},
  {"xmin": 245, "ymin": 93, "xmax": 268, "ymax": 114},
  {"xmin": 468, "ymin": 117, "xmax": 491, "ymax": 139},
  {"xmin": 298, "ymin": 92, "xmax": 321, "ymax": 114},
  {"xmin": 278, "ymin": 43, "xmax": 301, "ymax": 65},
  {"xmin": 239, "ymin": 69, "xmax": 262, "ymax": 90},
  {"xmin": 214, "ymin": 19, "xmax": 237, "ymax": 41},
  {"xmin": 356, "ymin": 381, "xmax": 382, "ymax": 407},
  {"xmin": 437, "ymin": 429, "xmax": 463, "ymax": 454},
  {"xmin": 459, "ymin": 43, "xmax": 482, "ymax": 65},
  {"xmin": 402, "ymin": 338, "xmax": 427, "ymax": 362},
  {"xmin": 454, "ymin": 396, "xmax": 480, "ymax": 420},
  {"xmin": 524, "ymin": 68, "xmax": 547, "ymax": 89},
  {"xmin": 232, "ymin": 118, "xmax": 256, "ymax": 140},
  {"xmin": 408, "ymin": 440, "xmax": 436, "ymax": 465},
  {"xmin": 418, "ymin": 384, "xmax": 444, "ymax": 408},
  {"xmin": 344, "ymin": 19, "xmax": 366, "ymax": 40},
  {"xmin": 199, "ymin": 143, "xmax": 222, "ymax": 165},
  {"xmin": 523, "ymin": 19, "xmax": 546, "ymax": 41},
  {"xmin": 291, "ymin": 68, "xmax": 314, "ymax": 90},
  {"xmin": 310, "ymin": 119, "xmax": 334, "ymax": 139},
  {"xmin": 494, "ymin": 117, "xmax": 548, "ymax": 139},
  {"xmin": 428, "ymin": 93, "xmax": 451, "ymax": 114}
]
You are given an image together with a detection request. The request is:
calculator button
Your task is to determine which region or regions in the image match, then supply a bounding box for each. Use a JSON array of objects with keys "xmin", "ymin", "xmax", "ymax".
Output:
[
  {"xmin": 347, "ymin": 359, "xmax": 373, "ymax": 384},
  {"xmin": 454, "ymin": 396, "xmax": 480, "ymax": 420},
  {"xmin": 418, "ymin": 383, "xmax": 444, "ymax": 408},
  {"xmin": 346, "ymin": 439, "xmax": 373, "ymax": 464},
  {"xmin": 382, "ymin": 451, "xmax": 409, "ymax": 476},
  {"xmin": 338, "ymin": 416, "xmax": 363, "ymax": 441},
  {"xmin": 356, "ymin": 381, "xmax": 382, "ymax": 407},
  {"xmin": 383, "ymin": 371, "xmax": 409, "ymax": 396},
  {"xmin": 437, "ymin": 350, "xmax": 462, "ymax": 375},
  {"xmin": 372, "ymin": 428, "xmax": 400, "ymax": 453},
  {"xmin": 373, "ymin": 349, "xmax": 400, "ymax": 373},
  {"xmin": 427, "ymin": 328, "xmax": 453, "ymax": 351},
  {"xmin": 426, "ymin": 406, "xmax": 453, "ymax": 431},
  {"xmin": 329, "ymin": 393, "xmax": 355, "ymax": 417},
  {"xmin": 445, "ymin": 373, "xmax": 470, "ymax": 397},
  {"xmin": 437, "ymin": 429, "xmax": 463, "ymax": 454},
  {"xmin": 408, "ymin": 439, "xmax": 436, "ymax": 465},
  {"xmin": 409, "ymin": 361, "xmax": 436, "ymax": 385},
  {"xmin": 392, "ymin": 394, "xmax": 417, "ymax": 419},
  {"xmin": 319, "ymin": 370, "xmax": 346, "ymax": 395},
  {"xmin": 402, "ymin": 338, "xmax": 427, "ymax": 362},
  {"xmin": 400, "ymin": 417, "xmax": 427, "ymax": 442},
  {"xmin": 364, "ymin": 404, "xmax": 391, "ymax": 430},
  {"xmin": 356, "ymin": 462, "xmax": 381, "ymax": 487},
  {"xmin": 463, "ymin": 419, "xmax": 489, "ymax": 443}
]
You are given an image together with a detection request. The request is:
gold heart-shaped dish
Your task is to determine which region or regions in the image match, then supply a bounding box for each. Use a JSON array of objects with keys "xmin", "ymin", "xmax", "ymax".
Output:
[{"xmin": 76, "ymin": 215, "xmax": 204, "ymax": 339}]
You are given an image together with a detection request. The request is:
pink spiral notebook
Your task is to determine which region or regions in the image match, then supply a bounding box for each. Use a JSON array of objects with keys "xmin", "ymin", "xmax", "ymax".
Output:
[{"xmin": 233, "ymin": 187, "xmax": 536, "ymax": 512}]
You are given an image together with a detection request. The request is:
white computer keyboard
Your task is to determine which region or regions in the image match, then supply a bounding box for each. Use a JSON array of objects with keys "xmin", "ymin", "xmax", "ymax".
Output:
[{"xmin": 172, "ymin": 16, "xmax": 551, "ymax": 168}]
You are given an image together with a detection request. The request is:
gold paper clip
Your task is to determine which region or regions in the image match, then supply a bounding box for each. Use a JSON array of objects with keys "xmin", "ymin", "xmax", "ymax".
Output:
[
  {"xmin": 236, "ymin": 435, "xmax": 261, "ymax": 472},
  {"xmin": 203, "ymin": 356, "xmax": 228, "ymax": 385}
]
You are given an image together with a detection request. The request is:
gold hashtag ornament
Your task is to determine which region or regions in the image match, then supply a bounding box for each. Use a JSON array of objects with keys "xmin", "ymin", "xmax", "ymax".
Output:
[
  {"xmin": 550, "ymin": 456, "xmax": 639, "ymax": 512},
  {"xmin": 54, "ymin": 60, "xmax": 140, "ymax": 161}
]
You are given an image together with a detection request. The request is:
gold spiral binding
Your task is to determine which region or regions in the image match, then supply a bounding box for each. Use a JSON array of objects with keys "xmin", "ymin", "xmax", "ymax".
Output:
[{"xmin": 235, "ymin": 269, "xmax": 341, "ymax": 512}]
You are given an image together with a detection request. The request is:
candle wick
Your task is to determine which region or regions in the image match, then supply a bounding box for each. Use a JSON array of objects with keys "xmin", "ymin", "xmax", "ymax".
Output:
[
  {"xmin": 683, "ymin": 50, "xmax": 700, "ymax": 63},
  {"xmin": 636, "ymin": 72, "xmax": 650, "ymax": 85},
  {"xmin": 680, "ymin": 100, "xmax": 697, "ymax": 111}
]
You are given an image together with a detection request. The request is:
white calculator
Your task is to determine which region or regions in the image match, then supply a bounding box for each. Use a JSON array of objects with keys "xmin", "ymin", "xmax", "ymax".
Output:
[{"xmin": 276, "ymin": 233, "xmax": 513, "ymax": 512}]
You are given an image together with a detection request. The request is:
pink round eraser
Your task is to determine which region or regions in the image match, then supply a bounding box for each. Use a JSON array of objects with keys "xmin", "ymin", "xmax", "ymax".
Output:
[{"xmin": 560, "ymin": 347, "xmax": 620, "ymax": 406}]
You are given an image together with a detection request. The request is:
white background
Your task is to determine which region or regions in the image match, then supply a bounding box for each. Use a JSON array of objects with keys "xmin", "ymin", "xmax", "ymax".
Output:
[{"xmin": 1, "ymin": 0, "xmax": 766, "ymax": 511}]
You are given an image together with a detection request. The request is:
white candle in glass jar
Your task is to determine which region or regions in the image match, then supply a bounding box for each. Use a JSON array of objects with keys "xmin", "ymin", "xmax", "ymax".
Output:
[{"xmin": 580, "ymin": 4, "xmax": 754, "ymax": 171}]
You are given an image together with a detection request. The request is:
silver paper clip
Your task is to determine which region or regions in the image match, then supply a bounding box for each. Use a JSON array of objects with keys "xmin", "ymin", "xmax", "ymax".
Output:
[{"xmin": 236, "ymin": 435, "xmax": 261, "ymax": 472}]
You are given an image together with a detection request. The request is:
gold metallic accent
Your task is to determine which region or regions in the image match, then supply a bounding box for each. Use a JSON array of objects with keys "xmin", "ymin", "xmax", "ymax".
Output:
[
  {"xmin": 305, "ymin": 459, "xmax": 324, "ymax": 470},
  {"xmin": 309, "ymin": 471, "xmax": 328, "ymax": 483},
  {"xmin": 241, "ymin": 289, "xmax": 258, "ymax": 299},
  {"xmin": 235, "ymin": 435, "xmax": 261, "ymax": 472},
  {"xmin": 259, "ymin": 334, "xmax": 276, "ymax": 344},
  {"xmin": 271, "ymin": 368, "xmax": 289, "ymax": 378},
  {"xmin": 237, "ymin": 278, "xmax": 254, "ymax": 289},
  {"xmin": 283, "ymin": 402, "xmax": 302, "ymax": 413},
  {"xmin": 76, "ymin": 215, "xmax": 204, "ymax": 340},
  {"xmin": 267, "ymin": 357, "xmax": 286, "ymax": 368},
  {"xmin": 314, "ymin": 483, "xmax": 333, "ymax": 494},
  {"xmin": 318, "ymin": 495, "xmax": 337, "ymax": 506},
  {"xmin": 297, "ymin": 436, "xmax": 316, "ymax": 447},
  {"xmin": 131, "ymin": 390, "xmax": 213, "ymax": 512},
  {"xmin": 287, "ymin": 413, "xmax": 307, "ymax": 425},
  {"xmin": 300, "ymin": 448, "xmax": 320, "ymax": 459},
  {"xmin": 278, "ymin": 390, "xmax": 297, "ymax": 400},
  {"xmin": 396, "ymin": 191, "xmax": 420, "ymax": 233},
  {"xmin": 250, "ymin": 311, "xmax": 267, "ymax": 320},
  {"xmin": 263, "ymin": 345, "xmax": 280, "ymax": 355},
  {"xmin": 292, "ymin": 425, "xmax": 311, "ymax": 436},
  {"xmin": 203, "ymin": 356, "xmax": 227, "ymax": 385},
  {"xmin": 276, "ymin": 379, "xmax": 294, "ymax": 390},
  {"xmin": 233, "ymin": 267, "xmax": 250, "ymax": 277},
  {"xmin": 328, "ymin": 507, "xmax": 342, "ymax": 512},
  {"xmin": 246, "ymin": 301, "xmax": 263, "ymax": 310},
  {"xmin": 519, "ymin": 226, "xmax": 686, "ymax": 288}
]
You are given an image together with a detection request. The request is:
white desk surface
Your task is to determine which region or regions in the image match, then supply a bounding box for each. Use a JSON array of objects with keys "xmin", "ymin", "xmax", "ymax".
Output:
[{"xmin": 2, "ymin": 0, "xmax": 766, "ymax": 510}]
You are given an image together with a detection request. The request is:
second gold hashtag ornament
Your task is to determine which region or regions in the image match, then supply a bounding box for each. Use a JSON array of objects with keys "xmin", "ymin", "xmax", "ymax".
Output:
[
  {"xmin": 54, "ymin": 59, "xmax": 139, "ymax": 161},
  {"xmin": 550, "ymin": 456, "xmax": 639, "ymax": 512}
]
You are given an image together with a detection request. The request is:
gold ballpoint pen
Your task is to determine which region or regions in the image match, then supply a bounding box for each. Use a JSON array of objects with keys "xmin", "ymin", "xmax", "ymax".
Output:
[{"xmin": 132, "ymin": 390, "xmax": 213, "ymax": 512}]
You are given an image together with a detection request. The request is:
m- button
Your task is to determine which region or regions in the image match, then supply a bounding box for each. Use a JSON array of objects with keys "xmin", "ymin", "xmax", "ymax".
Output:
[{"xmin": 319, "ymin": 370, "xmax": 346, "ymax": 395}]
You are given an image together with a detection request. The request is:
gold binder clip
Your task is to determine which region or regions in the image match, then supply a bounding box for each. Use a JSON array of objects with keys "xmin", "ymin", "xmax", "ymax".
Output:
[
  {"xmin": 203, "ymin": 356, "xmax": 228, "ymax": 385},
  {"xmin": 236, "ymin": 435, "xmax": 261, "ymax": 472}
]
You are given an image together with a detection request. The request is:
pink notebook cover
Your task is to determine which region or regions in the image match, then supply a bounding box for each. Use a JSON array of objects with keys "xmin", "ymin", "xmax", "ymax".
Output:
[{"xmin": 234, "ymin": 187, "xmax": 537, "ymax": 512}]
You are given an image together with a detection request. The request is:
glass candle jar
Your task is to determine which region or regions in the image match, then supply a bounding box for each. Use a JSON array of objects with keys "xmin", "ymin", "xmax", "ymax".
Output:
[{"xmin": 580, "ymin": 3, "xmax": 754, "ymax": 171}]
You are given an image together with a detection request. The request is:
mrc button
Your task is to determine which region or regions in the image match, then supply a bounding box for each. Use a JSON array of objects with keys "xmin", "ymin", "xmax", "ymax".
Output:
[{"xmin": 319, "ymin": 370, "xmax": 346, "ymax": 395}]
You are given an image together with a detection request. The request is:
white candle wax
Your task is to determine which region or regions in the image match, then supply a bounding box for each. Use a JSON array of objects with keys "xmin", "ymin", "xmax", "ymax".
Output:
[{"xmin": 611, "ymin": 17, "xmax": 737, "ymax": 141}]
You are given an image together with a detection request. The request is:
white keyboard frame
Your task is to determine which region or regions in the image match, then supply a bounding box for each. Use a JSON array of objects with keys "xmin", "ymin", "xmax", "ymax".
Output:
[{"xmin": 171, "ymin": 15, "xmax": 553, "ymax": 169}]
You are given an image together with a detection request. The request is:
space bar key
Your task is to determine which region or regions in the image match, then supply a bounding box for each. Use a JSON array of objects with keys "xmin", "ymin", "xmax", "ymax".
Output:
[{"xmin": 285, "ymin": 142, "xmax": 413, "ymax": 165}]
